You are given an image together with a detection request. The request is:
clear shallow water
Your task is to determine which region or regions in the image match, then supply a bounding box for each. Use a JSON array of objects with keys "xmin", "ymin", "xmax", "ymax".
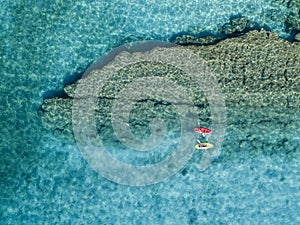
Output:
[{"xmin": 1, "ymin": 0, "xmax": 299, "ymax": 224}]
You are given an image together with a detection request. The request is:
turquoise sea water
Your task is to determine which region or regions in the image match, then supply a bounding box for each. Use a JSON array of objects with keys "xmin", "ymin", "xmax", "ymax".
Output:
[{"xmin": 1, "ymin": 0, "xmax": 299, "ymax": 224}]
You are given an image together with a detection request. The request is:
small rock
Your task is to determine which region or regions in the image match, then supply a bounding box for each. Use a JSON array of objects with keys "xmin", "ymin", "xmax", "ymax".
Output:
[
  {"xmin": 294, "ymin": 32, "xmax": 300, "ymax": 42},
  {"xmin": 222, "ymin": 17, "xmax": 252, "ymax": 35},
  {"xmin": 239, "ymin": 140, "xmax": 247, "ymax": 148}
]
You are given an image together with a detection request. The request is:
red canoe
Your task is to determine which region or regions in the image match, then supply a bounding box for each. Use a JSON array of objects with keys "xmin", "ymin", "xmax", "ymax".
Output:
[{"xmin": 194, "ymin": 127, "xmax": 212, "ymax": 135}]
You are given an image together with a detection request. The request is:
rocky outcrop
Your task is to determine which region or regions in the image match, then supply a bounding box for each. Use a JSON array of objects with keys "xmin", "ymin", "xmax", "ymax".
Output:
[{"xmin": 39, "ymin": 30, "xmax": 300, "ymax": 159}]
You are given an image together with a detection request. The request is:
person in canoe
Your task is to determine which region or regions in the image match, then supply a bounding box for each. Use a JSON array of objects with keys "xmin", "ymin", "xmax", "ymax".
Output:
[
  {"xmin": 195, "ymin": 140, "xmax": 214, "ymax": 150},
  {"xmin": 194, "ymin": 127, "xmax": 214, "ymax": 150}
]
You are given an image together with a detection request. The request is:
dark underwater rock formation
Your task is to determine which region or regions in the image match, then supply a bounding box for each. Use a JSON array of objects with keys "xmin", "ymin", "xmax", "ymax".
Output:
[{"xmin": 39, "ymin": 30, "xmax": 300, "ymax": 159}]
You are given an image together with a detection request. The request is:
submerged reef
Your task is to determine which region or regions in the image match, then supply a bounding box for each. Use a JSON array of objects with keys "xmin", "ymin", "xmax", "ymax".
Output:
[{"xmin": 39, "ymin": 30, "xmax": 300, "ymax": 159}]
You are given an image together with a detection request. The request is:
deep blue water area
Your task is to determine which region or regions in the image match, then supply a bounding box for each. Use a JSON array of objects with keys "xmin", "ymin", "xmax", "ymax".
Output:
[{"xmin": 1, "ymin": 0, "xmax": 299, "ymax": 224}]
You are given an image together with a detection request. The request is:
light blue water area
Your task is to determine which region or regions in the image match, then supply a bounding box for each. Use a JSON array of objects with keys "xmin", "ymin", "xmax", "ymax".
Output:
[{"xmin": 1, "ymin": 0, "xmax": 299, "ymax": 224}]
